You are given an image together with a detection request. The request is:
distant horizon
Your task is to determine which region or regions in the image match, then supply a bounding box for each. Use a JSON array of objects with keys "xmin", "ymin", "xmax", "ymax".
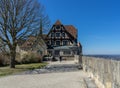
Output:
[
  {"xmin": 39, "ymin": 0, "xmax": 120, "ymax": 55},
  {"xmin": 84, "ymin": 54, "xmax": 120, "ymax": 55}
]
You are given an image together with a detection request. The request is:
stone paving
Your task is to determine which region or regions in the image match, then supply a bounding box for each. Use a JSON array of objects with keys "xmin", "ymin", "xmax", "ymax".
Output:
[
  {"xmin": 0, "ymin": 61, "xmax": 97, "ymax": 88},
  {"xmin": 19, "ymin": 61, "xmax": 80, "ymax": 74}
]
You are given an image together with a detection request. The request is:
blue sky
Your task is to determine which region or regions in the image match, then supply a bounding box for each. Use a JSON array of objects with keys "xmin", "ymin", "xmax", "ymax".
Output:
[{"xmin": 39, "ymin": 0, "xmax": 120, "ymax": 55}]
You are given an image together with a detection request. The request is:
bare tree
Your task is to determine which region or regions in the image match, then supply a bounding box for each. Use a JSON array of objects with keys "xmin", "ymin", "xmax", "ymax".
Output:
[
  {"xmin": 0, "ymin": 0, "xmax": 49, "ymax": 68},
  {"xmin": 0, "ymin": 39, "xmax": 6, "ymax": 53}
]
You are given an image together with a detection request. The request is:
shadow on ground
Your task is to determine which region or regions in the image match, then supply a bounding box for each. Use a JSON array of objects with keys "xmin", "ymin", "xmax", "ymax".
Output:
[{"xmin": 19, "ymin": 63, "xmax": 81, "ymax": 75}]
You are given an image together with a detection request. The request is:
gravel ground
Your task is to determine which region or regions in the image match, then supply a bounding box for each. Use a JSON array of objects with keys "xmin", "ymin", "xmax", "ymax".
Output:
[{"xmin": 0, "ymin": 61, "xmax": 87, "ymax": 88}]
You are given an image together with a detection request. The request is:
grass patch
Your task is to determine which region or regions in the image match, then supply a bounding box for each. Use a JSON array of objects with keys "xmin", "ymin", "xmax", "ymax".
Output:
[{"xmin": 0, "ymin": 62, "xmax": 48, "ymax": 77}]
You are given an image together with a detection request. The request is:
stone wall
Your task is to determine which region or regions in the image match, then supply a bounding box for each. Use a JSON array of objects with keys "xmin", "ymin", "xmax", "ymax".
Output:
[{"xmin": 82, "ymin": 56, "xmax": 120, "ymax": 88}]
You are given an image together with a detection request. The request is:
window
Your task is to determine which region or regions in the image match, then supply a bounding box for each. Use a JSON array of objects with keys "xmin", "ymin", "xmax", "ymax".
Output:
[
  {"xmin": 51, "ymin": 33, "xmax": 54, "ymax": 37},
  {"xmin": 62, "ymin": 33, "xmax": 65, "ymax": 37},
  {"xmin": 54, "ymin": 50, "xmax": 60, "ymax": 55},
  {"xmin": 51, "ymin": 40, "xmax": 55, "ymax": 45},
  {"xmin": 63, "ymin": 50, "xmax": 71, "ymax": 55},
  {"xmin": 47, "ymin": 41, "xmax": 50, "ymax": 45},
  {"xmin": 49, "ymin": 34, "xmax": 51, "ymax": 37},
  {"xmin": 47, "ymin": 41, "xmax": 51, "ymax": 45},
  {"xmin": 56, "ymin": 32, "xmax": 60, "ymax": 37},
  {"xmin": 56, "ymin": 25, "xmax": 60, "ymax": 29},
  {"xmin": 56, "ymin": 41, "xmax": 60, "ymax": 46},
  {"xmin": 63, "ymin": 41, "xmax": 68, "ymax": 45}
]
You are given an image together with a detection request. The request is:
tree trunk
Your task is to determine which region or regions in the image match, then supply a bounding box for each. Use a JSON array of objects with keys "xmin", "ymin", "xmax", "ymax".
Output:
[
  {"xmin": 10, "ymin": 54, "xmax": 15, "ymax": 68},
  {"xmin": 10, "ymin": 47, "xmax": 16, "ymax": 68},
  {"xmin": 40, "ymin": 20, "xmax": 43, "ymax": 38}
]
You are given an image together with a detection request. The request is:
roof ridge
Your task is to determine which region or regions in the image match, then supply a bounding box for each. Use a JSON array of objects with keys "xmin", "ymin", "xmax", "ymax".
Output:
[
  {"xmin": 64, "ymin": 25, "xmax": 77, "ymax": 30},
  {"xmin": 54, "ymin": 20, "xmax": 62, "ymax": 25}
]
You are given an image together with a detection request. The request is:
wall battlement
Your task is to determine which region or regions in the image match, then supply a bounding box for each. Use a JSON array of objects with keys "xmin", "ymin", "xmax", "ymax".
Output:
[{"xmin": 82, "ymin": 56, "xmax": 120, "ymax": 88}]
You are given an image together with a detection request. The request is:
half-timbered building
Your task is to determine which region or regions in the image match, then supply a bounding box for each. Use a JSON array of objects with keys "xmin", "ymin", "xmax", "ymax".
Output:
[{"xmin": 45, "ymin": 20, "xmax": 82, "ymax": 60}]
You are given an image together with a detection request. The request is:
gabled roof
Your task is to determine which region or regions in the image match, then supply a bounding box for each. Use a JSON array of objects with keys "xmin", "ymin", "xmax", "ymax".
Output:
[
  {"xmin": 20, "ymin": 36, "xmax": 46, "ymax": 51},
  {"xmin": 64, "ymin": 25, "xmax": 77, "ymax": 39},
  {"xmin": 47, "ymin": 20, "xmax": 77, "ymax": 39},
  {"xmin": 20, "ymin": 36, "xmax": 36, "ymax": 50},
  {"xmin": 54, "ymin": 20, "xmax": 62, "ymax": 25}
]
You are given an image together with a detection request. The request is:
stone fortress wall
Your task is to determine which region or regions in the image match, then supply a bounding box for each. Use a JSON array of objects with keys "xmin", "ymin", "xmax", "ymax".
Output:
[{"xmin": 82, "ymin": 56, "xmax": 120, "ymax": 88}]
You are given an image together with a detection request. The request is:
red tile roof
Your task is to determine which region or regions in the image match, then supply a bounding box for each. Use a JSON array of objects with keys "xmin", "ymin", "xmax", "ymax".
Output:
[
  {"xmin": 54, "ymin": 20, "xmax": 62, "ymax": 25},
  {"xmin": 20, "ymin": 36, "xmax": 36, "ymax": 50},
  {"xmin": 53, "ymin": 20, "xmax": 77, "ymax": 39},
  {"xmin": 64, "ymin": 25, "xmax": 77, "ymax": 39}
]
